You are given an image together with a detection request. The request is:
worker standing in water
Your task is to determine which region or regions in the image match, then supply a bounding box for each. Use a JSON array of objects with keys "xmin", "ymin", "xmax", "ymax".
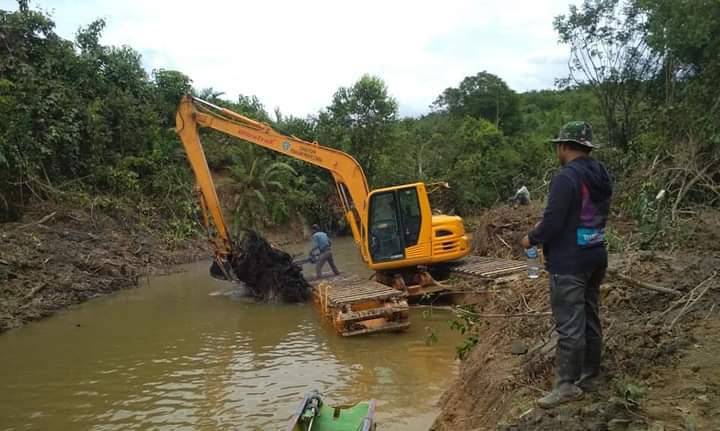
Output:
[
  {"xmin": 521, "ymin": 121, "xmax": 613, "ymax": 409},
  {"xmin": 310, "ymin": 224, "xmax": 340, "ymax": 279}
]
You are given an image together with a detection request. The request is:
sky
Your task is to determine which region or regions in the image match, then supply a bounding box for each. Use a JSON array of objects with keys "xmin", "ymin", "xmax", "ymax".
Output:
[{"xmin": 3, "ymin": 0, "xmax": 580, "ymax": 117}]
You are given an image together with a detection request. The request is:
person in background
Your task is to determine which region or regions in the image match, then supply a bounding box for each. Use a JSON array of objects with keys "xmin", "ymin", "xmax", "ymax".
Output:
[
  {"xmin": 521, "ymin": 121, "xmax": 613, "ymax": 409},
  {"xmin": 310, "ymin": 224, "xmax": 340, "ymax": 279},
  {"xmin": 511, "ymin": 185, "xmax": 531, "ymax": 206}
]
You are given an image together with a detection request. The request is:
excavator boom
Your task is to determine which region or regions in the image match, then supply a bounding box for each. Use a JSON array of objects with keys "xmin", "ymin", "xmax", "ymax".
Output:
[
  {"xmin": 176, "ymin": 96, "xmax": 368, "ymax": 254},
  {"xmin": 175, "ymin": 95, "xmax": 469, "ymax": 274}
]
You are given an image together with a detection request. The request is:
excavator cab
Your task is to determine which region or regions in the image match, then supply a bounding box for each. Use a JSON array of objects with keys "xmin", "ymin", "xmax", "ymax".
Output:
[
  {"xmin": 364, "ymin": 183, "xmax": 469, "ymax": 271},
  {"xmin": 368, "ymin": 187, "xmax": 421, "ymax": 263}
]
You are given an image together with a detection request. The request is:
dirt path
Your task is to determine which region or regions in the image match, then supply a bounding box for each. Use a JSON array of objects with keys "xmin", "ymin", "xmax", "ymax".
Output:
[
  {"xmin": 431, "ymin": 206, "xmax": 720, "ymax": 430},
  {"xmin": 0, "ymin": 203, "xmax": 209, "ymax": 332}
]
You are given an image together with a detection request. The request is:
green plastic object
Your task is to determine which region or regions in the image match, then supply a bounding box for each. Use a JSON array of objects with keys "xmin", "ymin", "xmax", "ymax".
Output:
[{"xmin": 287, "ymin": 391, "xmax": 376, "ymax": 431}]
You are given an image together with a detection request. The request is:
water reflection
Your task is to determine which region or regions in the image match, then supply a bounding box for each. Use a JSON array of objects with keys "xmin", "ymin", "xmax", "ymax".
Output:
[{"xmin": 0, "ymin": 238, "xmax": 459, "ymax": 430}]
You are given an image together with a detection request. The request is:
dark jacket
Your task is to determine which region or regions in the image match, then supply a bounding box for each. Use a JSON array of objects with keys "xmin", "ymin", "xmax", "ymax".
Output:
[{"xmin": 528, "ymin": 156, "xmax": 613, "ymax": 274}]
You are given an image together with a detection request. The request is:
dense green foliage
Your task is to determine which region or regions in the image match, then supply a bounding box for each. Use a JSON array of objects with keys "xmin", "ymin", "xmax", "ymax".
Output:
[
  {"xmin": 433, "ymin": 71, "xmax": 522, "ymax": 135},
  {"xmin": 1, "ymin": 0, "xmax": 718, "ymax": 243},
  {"xmin": 555, "ymin": 0, "xmax": 720, "ymax": 247},
  {"xmin": 0, "ymin": 1, "xmax": 194, "ymax": 232}
]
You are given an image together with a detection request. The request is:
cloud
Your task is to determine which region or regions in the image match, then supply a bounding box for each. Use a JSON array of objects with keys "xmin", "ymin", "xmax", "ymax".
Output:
[{"xmin": 5, "ymin": 0, "xmax": 580, "ymax": 117}]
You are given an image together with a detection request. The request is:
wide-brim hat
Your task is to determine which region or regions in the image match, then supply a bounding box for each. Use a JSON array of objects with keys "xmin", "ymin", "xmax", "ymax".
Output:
[{"xmin": 550, "ymin": 121, "xmax": 597, "ymax": 148}]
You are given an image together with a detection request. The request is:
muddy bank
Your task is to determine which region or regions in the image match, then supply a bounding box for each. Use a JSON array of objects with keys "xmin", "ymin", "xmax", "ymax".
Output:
[
  {"xmin": 0, "ymin": 203, "xmax": 210, "ymax": 332},
  {"xmin": 432, "ymin": 205, "xmax": 720, "ymax": 430}
]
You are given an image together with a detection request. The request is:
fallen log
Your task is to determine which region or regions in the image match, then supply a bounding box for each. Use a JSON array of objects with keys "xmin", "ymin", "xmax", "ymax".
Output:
[
  {"xmin": 18, "ymin": 283, "xmax": 49, "ymax": 310},
  {"xmin": 608, "ymin": 269, "xmax": 682, "ymax": 296},
  {"xmin": 24, "ymin": 283, "xmax": 48, "ymax": 301},
  {"xmin": 16, "ymin": 212, "xmax": 57, "ymax": 231},
  {"xmin": 454, "ymin": 307, "xmax": 552, "ymax": 318},
  {"xmin": 495, "ymin": 234, "xmax": 512, "ymax": 250},
  {"xmin": 668, "ymin": 271, "xmax": 717, "ymax": 329}
]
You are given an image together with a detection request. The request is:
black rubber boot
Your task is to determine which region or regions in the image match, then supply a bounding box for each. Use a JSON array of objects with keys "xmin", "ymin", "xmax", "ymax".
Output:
[
  {"xmin": 538, "ymin": 345, "xmax": 585, "ymax": 408},
  {"xmin": 577, "ymin": 335, "xmax": 602, "ymax": 392},
  {"xmin": 537, "ymin": 382, "xmax": 584, "ymax": 409},
  {"xmin": 576, "ymin": 375, "xmax": 598, "ymax": 393}
]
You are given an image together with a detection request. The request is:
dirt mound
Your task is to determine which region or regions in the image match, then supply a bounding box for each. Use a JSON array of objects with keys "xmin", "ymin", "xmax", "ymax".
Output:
[
  {"xmin": 432, "ymin": 249, "xmax": 720, "ymax": 430},
  {"xmin": 0, "ymin": 203, "xmax": 208, "ymax": 332},
  {"xmin": 0, "ymin": 201, "xmax": 311, "ymax": 331},
  {"xmin": 469, "ymin": 203, "xmax": 543, "ymax": 260},
  {"xmin": 228, "ymin": 230, "xmax": 311, "ymax": 303}
]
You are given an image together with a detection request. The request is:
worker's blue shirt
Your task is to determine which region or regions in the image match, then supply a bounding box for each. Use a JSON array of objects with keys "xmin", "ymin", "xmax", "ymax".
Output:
[{"xmin": 311, "ymin": 231, "xmax": 332, "ymax": 253}]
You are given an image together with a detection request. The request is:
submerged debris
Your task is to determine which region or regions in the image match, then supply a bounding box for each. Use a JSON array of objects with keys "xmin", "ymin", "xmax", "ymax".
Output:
[{"xmin": 229, "ymin": 230, "xmax": 311, "ymax": 303}]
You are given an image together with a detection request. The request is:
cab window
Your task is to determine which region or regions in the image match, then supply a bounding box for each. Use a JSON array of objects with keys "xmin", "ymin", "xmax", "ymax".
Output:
[
  {"xmin": 398, "ymin": 188, "xmax": 421, "ymax": 246},
  {"xmin": 368, "ymin": 186, "xmax": 422, "ymax": 262},
  {"xmin": 368, "ymin": 192, "xmax": 403, "ymax": 262}
]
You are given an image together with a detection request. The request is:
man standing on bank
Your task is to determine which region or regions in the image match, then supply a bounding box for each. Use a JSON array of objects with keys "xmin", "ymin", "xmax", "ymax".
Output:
[
  {"xmin": 521, "ymin": 121, "xmax": 613, "ymax": 408},
  {"xmin": 310, "ymin": 224, "xmax": 340, "ymax": 279}
]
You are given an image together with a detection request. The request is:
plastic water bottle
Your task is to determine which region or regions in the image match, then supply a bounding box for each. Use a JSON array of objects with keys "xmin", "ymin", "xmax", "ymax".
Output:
[{"xmin": 526, "ymin": 246, "xmax": 540, "ymax": 279}]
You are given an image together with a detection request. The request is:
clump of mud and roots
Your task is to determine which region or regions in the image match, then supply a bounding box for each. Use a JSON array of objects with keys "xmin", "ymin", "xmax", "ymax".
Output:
[
  {"xmin": 225, "ymin": 230, "xmax": 311, "ymax": 303},
  {"xmin": 432, "ymin": 204, "xmax": 720, "ymax": 431}
]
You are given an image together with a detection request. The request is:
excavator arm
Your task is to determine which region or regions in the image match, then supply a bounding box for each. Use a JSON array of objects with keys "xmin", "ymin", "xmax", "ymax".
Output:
[
  {"xmin": 176, "ymin": 95, "xmax": 370, "ymax": 263},
  {"xmin": 177, "ymin": 94, "xmax": 469, "ymax": 278}
]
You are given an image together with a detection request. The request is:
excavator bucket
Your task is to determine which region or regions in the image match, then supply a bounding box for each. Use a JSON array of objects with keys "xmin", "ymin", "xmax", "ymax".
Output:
[{"xmin": 209, "ymin": 258, "xmax": 234, "ymax": 281}]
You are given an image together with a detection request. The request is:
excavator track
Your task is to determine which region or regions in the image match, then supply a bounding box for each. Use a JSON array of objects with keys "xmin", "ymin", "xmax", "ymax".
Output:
[
  {"xmin": 309, "ymin": 274, "xmax": 410, "ymax": 337},
  {"xmin": 306, "ymin": 255, "xmax": 527, "ymax": 336},
  {"xmin": 449, "ymin": 256, "xmax": 527, "ymax": 278}
]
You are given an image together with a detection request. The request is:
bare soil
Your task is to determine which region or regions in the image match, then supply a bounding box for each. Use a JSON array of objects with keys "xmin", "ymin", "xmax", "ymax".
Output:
[
  {"xmin": 432, "ymin": 205, "xmax": 720, "ymax": 430},
  {"xmin": 0, "ymin": 203, "xmax": 209, "ymax": 332}
]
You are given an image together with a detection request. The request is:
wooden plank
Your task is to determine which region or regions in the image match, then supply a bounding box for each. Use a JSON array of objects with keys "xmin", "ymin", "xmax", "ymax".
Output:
[
  {"xmin": 477, "ymin": 264, "xmax": 523, "ymax": 272},
  {"xmin": 334, "ymin": 284, "xmax": 397, "ymax": 294},
  {"xmin": 451, "ymin": 256, "xmax": 527, "ymax": 279},
  {"xmin": 329, "ymin": 291, "xmax": 396, "ymax": 301},
  {"xmin": 331, "ymin": 284, "xmax": 400, "ymax": 294},
  {"xmin": 480, "ymin": 267, "xmax": 527, "ymax": 277},
  {"xmin": 341, "ymin": 321, "xmax": 410, "ymax": 337},
  {"xmin": 339, "ymin": 305, "xmax": 409, "ymax": 322},
  {"xmin": 321, "ymin": 288, "xmax": 405, "ymax": 305},
  {"xmin": 327, "ymin": 287, "xmax": 399, "ymax": 300},
  {"xmin": 324, "ymin": 282, "xmax": 398, "ymax": 295},
  {"xmin": 307, "ymin": 274, "xmax": 369, "ymax": 287},
  {"xmin": 329, "ymin": 292, "xmax": 402, "ymax": 305}
]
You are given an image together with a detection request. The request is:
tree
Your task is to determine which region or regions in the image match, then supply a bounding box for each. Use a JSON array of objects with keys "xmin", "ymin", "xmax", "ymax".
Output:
[
  {"xmin": 388, "ymin": 112, "xmax": 523, "ymax": 212},
  {"xmin": 153, "ymin": 69, "xmax": 192, "ymax": 127},
  {"xmin": 639, "ymin": 0, "xmax": 720, "ymax": 145},
  {"xmin": 554, "ymin": 0, "xmax": 660, "ymax": 150},
  {"xmin": 0, "ymin": 2, "xmax": 193, "ymax": 223},
  {"xmin": 432, "ymin": 71, "xmax": 521, "ymax": 135},
  {"xmin": 318, "ymin": 74, "xmax": 398, "ymax": 186},
  {"xmin": 236, "ymin": 94, "xmax": 271, "ymax": 123},
  {"xmin": 228, "ymin": 154, "xmax": 299, "ymax": 230}
]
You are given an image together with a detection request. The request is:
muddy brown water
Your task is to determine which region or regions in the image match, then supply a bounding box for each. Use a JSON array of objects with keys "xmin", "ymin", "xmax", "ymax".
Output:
[{"xmin": 0, "ymin": 237, "xmax": 460, "ymax": 430}]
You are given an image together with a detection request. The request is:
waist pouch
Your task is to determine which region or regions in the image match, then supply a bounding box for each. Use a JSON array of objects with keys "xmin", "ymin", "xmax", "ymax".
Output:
[
  {"xmin": 577, "ymin": 182, "xmax": 608, "ymax": 248},
  {"xmin": 577, "ymin": 227, "xmax": 605, "ymax": 247}
]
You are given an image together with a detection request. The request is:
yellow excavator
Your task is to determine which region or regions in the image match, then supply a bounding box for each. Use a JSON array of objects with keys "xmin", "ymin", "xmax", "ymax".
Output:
[{"xmin": 176, "ymin": 95, "xmax": 469, "ymax": 288}]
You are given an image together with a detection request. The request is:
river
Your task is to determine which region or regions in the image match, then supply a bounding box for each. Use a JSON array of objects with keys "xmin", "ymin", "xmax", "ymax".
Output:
[{"xmin": 0, "ymin": 237, "xmax": 460, "ymax": 430}]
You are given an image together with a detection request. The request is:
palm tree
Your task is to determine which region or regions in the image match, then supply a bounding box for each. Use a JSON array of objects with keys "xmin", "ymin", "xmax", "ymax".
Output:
[{"xmin": 228, "ymin": 152, "xmax": 298, "ymax": 232}]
